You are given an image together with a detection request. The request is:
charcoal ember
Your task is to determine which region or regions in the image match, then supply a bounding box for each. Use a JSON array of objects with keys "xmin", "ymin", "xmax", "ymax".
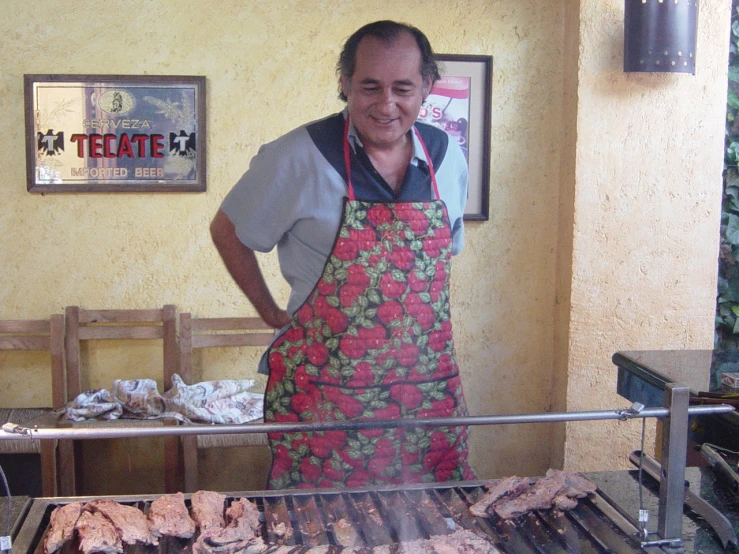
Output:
[
  {"xmin": 86, "ymin": 499, "xmax": 158, "ymax": 546},
  {"xmin": 43, "ymin": 501, "xmax": 85, "ymax": 554},
  {"xmin": 74, "ymin": 510, "xmax": 123, "ymax": 554},
  {"xmin": 469, "ymin": 476, "xmax": 530, "ymax": 517},
  {"xmin": 191, "ymin": 490, "xmax": 227, "ymax": 532},
  {"xmin": 148, "ymin": 492, "xmax": 196, "ymax": 539},
  {"xmin": 226, "ymin": 497, "xmax": 262, "ymax": 535},
  {"xmin": 269, "ymin": 521, "xmax": 293, "ymax": 542},
  {"xmin": 330, "ymin": 518, "xmax": 361, "ymax": 547}
]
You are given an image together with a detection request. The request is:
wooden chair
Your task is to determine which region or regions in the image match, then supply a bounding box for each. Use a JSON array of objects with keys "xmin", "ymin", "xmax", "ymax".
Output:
[
  {"xmin": 0, "ymin": 315, "xmax": 65, "ymax": 496},
  {"xmin": 62, "ymin": 305, "xmax": 180, "ymax": 496},
  {"xmin": 178, "ymin": 313, "xmax": 276, "ymax": 492}
]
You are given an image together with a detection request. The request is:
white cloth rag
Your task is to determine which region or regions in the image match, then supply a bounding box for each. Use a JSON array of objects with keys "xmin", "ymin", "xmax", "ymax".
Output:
[{"xmin": 64, "ymin": 374, "xmax": 263, "ymax": 424}]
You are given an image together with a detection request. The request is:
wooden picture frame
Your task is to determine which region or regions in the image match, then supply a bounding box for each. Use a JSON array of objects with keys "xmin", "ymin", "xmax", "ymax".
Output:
[
  {"xmin": 418, "ymin": 55, "xmax": 492, "ymax": 221},
  {"xmin": 24, "ymin": 74, "xmax": 206, "ymax": 193}
]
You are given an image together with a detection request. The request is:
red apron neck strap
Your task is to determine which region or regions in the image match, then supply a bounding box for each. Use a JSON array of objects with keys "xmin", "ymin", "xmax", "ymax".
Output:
[
  {"xmin": 343, "ymin": 116, "xmax": 356, "ymax": 200},
  {"xmin": 343, "ymin": 116, "xmax": 439, "ymax": 200}
]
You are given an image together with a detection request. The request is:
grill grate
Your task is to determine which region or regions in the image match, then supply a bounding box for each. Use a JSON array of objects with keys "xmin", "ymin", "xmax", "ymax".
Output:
[{"xmin": 13, "ymin": 484, "xmax": 648, "ymax": 554}]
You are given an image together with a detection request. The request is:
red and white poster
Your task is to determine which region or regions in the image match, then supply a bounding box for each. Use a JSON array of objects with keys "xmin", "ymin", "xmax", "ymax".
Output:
[{"xmin": 417, "ymin": 76, "xmax": 470, "ymax": 161}]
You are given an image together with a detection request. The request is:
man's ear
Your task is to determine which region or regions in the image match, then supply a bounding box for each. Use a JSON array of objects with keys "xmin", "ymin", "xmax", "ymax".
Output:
[{"xmin": 422, "ymin": 77, "xmax": 434, "ymax": 101}]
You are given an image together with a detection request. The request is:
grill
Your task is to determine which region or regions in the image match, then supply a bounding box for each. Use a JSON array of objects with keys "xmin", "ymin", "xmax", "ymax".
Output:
[{"xmin": 13, "ymin": 482, "xmax": 648, "ymax": 554}]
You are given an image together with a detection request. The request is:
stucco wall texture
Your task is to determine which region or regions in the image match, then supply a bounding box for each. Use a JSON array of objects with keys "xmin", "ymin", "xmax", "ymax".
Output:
[{"xmin": 0, "ymin": 0, "xmax": 729, "ymax": 493}]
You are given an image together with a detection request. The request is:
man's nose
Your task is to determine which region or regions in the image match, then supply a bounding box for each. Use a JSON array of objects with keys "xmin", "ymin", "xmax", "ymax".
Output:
[{"xmin": 377, "ymin": 89, "xmax": 397, "ymax": 109}]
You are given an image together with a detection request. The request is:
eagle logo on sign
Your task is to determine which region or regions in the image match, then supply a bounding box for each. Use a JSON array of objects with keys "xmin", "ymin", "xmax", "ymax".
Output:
[
  {"xmin": 37, "ymin": 130, "xmax": 64, "ymax": 156},
  {"xmin": 169, "ymin": 131, "xmax": 196, "ymax": 157}
]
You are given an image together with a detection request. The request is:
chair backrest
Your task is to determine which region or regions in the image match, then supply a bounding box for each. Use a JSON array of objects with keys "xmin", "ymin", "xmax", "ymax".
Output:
[
  {"xmin": 179, "ymin": 314, "xmax": 276, "ymax": 384},
  {"xmin": 64, "ymin": 305, "xmax": 177, "ymax": 399},
  {"xmin": 0, "ymin": 315, "xmax": 65, "ymax": 409}
]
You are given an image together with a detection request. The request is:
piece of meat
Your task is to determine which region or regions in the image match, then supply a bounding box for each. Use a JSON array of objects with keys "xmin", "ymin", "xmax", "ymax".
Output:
[
  {"xmin": 193, "ymin": 527, "xmax": 267, "ymax": 554},
  {"xmin": 226, "ymin": 497, "xmax": 262, "ymax": 535},
  {"xmin": 193, "ymin": 497, "xmax": 265, "ymax": 554},
  {"xmin": 393, "ymin": 529, "xmax": 501, "ymax": 553},
  {"xmin": 494, "ymin": 473, "xmax": 566, "ymax": 519},
  {"xmin": 263, "ymin": 547, "xmax": 300, "ymax": 554},
  {"xmin": 493, "ymin": 470, "xmax": 598, "ymax": 519},
  {"xmin": 552, "ymin": 495, "xmax": 578, "ymax": 511},
  {"xmin": 43, "ymin": 501, "xmax": 85, "ymax": 554},
  {"xmin": 148, "ymin": 492, "xmax": 196, "ymax": 539},
  {"xmin": 86, "ymin": 499, "xmax": 158, "ymax": 546},
  {"xmin": 191, "ymin": 490, "xmax": 226, "ymax": 532},
  {"xmin": 468, "ymin": 476, "xmax": 530, "ymax": 517},
  {"xmin": 74, "ymin": 510, "xmax": 123, "ymax": 554},
  {"xmin": 546, "ymin": 469, "xmax": 597, "ymax": 498}
]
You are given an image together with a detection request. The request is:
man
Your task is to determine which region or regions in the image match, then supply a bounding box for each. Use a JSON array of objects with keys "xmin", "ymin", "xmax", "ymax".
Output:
[{"xmin": 211, "ymin": 20, "xmax": 474, "ymax": 489}]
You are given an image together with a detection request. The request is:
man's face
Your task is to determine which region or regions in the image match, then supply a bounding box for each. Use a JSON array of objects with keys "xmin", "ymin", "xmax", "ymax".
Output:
[{"xmin": 341, "ymin": 32, "xmax": 429, "ymax": 151}]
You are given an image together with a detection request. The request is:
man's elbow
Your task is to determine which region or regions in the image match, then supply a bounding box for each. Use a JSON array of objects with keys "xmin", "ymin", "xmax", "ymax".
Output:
[{"xmin": 210, "ymin": 210, "xmax": 236, "ymax": 252}]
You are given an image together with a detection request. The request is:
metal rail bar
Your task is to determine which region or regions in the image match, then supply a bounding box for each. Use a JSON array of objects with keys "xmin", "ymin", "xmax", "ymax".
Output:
[{"xmin": 0, "ymin": 404, "xmax": 732, "ymax": 441}]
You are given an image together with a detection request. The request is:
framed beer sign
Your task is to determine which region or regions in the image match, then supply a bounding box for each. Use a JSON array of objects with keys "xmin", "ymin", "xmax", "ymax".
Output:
[{"xmin": 24, "ymin": 74, "xmax": 206, "ymax": 193}]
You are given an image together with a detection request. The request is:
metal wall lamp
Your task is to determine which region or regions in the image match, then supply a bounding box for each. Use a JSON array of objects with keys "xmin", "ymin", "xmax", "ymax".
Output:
[{"xmin": 624, "ymin": 0, "xmax": 699, "ymax": 74}]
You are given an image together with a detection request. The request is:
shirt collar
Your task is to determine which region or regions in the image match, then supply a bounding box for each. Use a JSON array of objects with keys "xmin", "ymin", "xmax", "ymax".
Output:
[{"xmin": 343, "ymin": 108, "xmax": 427, "ymax": 167}]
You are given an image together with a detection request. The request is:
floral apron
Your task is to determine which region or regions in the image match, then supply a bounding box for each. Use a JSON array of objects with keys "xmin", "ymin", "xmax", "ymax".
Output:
[{"xmin": 264, "ymin": 118, "xmax": 475, "ymax": 489}]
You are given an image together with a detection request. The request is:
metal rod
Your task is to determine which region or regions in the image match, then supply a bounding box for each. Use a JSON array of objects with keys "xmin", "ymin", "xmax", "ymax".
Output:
[
  {"xmin": 658, "ymin": 383, "xmax": 689, "ymax": 544},
  {"xmin": 0, "ymin": 404, "xmax": 732, "ymax": 441}
]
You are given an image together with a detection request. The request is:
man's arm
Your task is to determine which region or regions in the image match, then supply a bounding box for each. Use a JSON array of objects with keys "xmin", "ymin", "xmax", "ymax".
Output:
[{"xmin": 210, "ymin": 209, "xmax": 291, "ymax": 329}]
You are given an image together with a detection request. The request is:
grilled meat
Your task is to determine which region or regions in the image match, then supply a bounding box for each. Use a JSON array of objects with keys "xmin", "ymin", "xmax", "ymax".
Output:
[
  {"xmin": 43, "ymin": 501, "xmax": 84, "ymax": 554},
  {"xmin": 86, "ymin": 499, "xmax": 158, "ymax": 546},
  {"xmin": 547, "ymin": 468, "xmax": 597, "ymax": 497},
  {"xmin": 148, "ymin": 492, "xmax": 197, "ymax": 539},
  {"xmin": 74, "ymin": 510, "xmax": 123, "ymax": 554},
  {"xmin": 469, "ymin": 476, "xmax": 530, "ymax": 517},
  {"xmin": 468, "ymin": 470, "xmax": 597, "ymax": 520},
  {"xmin": 389, "ymin": 529, "xmax": 500, "ymax": 553},
  {"xmin": 191, "ymin": 490, "xmax": 227, "ymax": 532},
  {"xmin": 494, "ymin": 470, "xmax": 598, "ymax": 520},
  {"xmin": 226, "ymin": 497, "xmax": 262, "ymax": 535},
  {"xmin": 193, "ymin": 497, "xmax": 264, "ymax": 554}
]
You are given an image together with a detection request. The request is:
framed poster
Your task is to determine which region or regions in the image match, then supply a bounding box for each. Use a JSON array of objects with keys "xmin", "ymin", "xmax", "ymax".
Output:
[
  {"xmin": 24, "ymin": 74, "xmax": 206, "ymax": 193},
  {"xmin": 417, "ymin": 55, "xmax": 492, "ymax": 221}
]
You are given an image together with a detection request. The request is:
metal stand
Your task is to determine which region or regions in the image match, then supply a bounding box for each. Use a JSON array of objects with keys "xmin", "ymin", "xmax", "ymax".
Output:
[{"xmin": 657, "ymin": 384, "xmax": 689, "ymax": 549}]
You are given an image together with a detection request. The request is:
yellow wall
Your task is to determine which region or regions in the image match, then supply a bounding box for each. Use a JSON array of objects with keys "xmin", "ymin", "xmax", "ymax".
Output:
[
  {"xmin": 0, "ymin": 0, "xmax": 729, "ymax": 494},
  {"xmin": 560, "ymin": 0, "xmax": 730, "ymax": 471}
]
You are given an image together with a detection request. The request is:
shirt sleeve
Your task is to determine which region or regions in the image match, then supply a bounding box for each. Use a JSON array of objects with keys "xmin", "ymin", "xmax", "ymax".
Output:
[
  {"xmin": 436, "ymin": 136, "xmax": 468, "ymax": 255},
  {"xmin": 220, "ymin": 128, "xmax": 309, "ymax": 253}
]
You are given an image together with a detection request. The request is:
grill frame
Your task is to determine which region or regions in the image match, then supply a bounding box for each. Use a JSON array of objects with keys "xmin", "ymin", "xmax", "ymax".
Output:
[{"xmin": 13, "ymin": 481, "xmax": 650, "ymax": 554}]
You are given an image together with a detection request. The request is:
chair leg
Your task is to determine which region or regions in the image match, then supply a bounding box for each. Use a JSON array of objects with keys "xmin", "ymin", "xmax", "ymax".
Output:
[
  {"xmin": 183, "ymin": 435, "xmax": 199, "ymax": 493},
  {"xmin": 57, "ymin": 439, "xmax": 77, "ymax": 496},
  {"xmin": 40, "ymin": 440, "xmax": 57, "ymax": 497},
  {"xmin": 164, "ymin": 434, "xmax": 181, "ymax": 493}
]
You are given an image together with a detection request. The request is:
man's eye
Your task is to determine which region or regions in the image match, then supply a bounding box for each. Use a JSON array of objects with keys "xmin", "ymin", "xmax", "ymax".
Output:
[
  {"xmin": 363, "ymin": 87, "xmax": 380, "ymax": 94},
  {"xmin": 395, "ymin": 88, "xmax": 412, "ymax": 95}
]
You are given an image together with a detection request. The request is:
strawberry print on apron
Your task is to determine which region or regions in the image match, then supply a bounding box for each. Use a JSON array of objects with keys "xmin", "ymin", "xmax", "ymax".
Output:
[{"xmin": 264, "ymin": 118, "xmax": 474, "ymax": 489}]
